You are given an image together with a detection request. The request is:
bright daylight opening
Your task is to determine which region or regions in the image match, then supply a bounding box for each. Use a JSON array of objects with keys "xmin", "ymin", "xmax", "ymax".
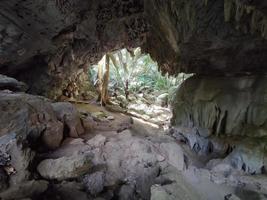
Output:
[{"xmin": 88, "ymin": 47, "xmax": 193, "ymax": 130}]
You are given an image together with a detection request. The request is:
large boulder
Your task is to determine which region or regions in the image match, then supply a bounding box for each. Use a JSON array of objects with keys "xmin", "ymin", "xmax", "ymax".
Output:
[
  {"xmin": 0, "ymin": 91, "xmax": 63, "ymax": 149},
  {"xmin": 0, "ymin": 132, "xmax": 35, "ymax": 187},
  {"xmin": 37, "ymin": 153, "xmax": 93, "ymax": 180},
  {"xmin": 85, "ymin": 131, "xmax": 186, "ymax": 199},
  {"xmin": 52, "ymin": 102, "xmax": 85, "ymax": 137},
  {"xmin": 0, "ymin": 90, "xmax": 66, "ymax": 199},
  {"xmin": 0, "ymin": 74, "xmax": 27, "ymax": 92},
  {"xmin": 159, "ymin": 142, "xmax": 185, "ymax": 171},
  {"xmin": 8, "ymin": 144, "xmax": 35, "ymax": 186},
  {"xmin": 41, "ymin": 121, "xmax": 64, "ymax": 150}
]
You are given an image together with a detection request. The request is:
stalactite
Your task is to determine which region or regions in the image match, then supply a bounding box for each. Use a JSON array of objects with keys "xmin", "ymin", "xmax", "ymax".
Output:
[
  {"xmin": 224, "ymin": 0, "xmax": 267, "ymax": 39},
  {"xmin": 235, "ymin": 0, "xmax": 244, "ymax": 22},
  {"xmin": 251, "ymin": 10, "xmax": 260, "ymax": 34},
  {"xmin": 261, "ymin": 18, "xmax": 267, "ymax": 39},
  {"xmin": 224, "ymin": 0, "xmax": 233, "ymax": 22},
  {"xmin": 185, "ymin": 2, "xmax": 196, "ymax": 31}
]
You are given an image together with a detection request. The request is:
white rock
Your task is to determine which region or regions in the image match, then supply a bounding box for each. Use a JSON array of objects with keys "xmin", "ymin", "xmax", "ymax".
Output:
[
  {"xmin": 83, "ymin": 171, "xmax": 105, "ymax": 195},
  {"xmin": 160, "ymin": 142, "xmax": 185, "ymax": 171},
  {"xmin": 151, "ymin": 184, "xmax": 176, "ymax": 200},
  {"xmin": 157, "ymin": 154, "xmax": 166, "ymax": 162},
  {"xmin": 37, "ymin": 153, "xmax": 92, "ymax": 180},
  {"xmin": 86, "ymin": 135, "xmax": 107, "ymax": 147},
  {"xmin": 107, "ymin": 115, "xmax": 115, "ymax": 120}
]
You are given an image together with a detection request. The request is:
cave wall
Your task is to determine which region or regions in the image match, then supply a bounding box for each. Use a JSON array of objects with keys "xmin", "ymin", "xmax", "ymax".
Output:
[
  {"xmin": 1, "ymin": 1, "xmax": 267, "ymax": 86},
  {"xmin": 0, "ymin": 0, "xmax": 267, "ymax": 102},
  {"xmin": 144, "ymin": 0, "xmax": 267, "ymax": 75},
  {"xmin": 172, "ymin": 75, "xmax": 267, "ymax": 137},
  {"xmin": 0, "ymin": 0, "xmax": 147, "ymax": 98}
]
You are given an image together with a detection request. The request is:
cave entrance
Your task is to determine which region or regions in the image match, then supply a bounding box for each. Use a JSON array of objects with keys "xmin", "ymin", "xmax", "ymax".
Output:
[{"xmin": 87, "ymin": 47, "xmax": 192, "ymax": 129}]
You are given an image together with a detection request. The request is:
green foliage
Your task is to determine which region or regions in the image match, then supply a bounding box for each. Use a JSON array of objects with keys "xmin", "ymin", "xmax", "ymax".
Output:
[{"xmin": 89, "ymin": 48, "xmax": 192, "ymax": 103}]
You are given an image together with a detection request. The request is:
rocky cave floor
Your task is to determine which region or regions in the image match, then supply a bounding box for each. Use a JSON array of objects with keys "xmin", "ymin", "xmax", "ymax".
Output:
[{"xmin": 1, "ymin": 75, "xmax": 267, "ymax": 200}]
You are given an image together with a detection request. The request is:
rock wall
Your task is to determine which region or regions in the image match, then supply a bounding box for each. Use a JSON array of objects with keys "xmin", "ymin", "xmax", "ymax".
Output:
[
  {"xmin": 171, "ymin": 75, "xmax": 267, "ymax": 176},
  {"xmin": 0, "ymin": 0, "xmax": 147, "ymax": 98},
  {"xmin": 1, "ymin": 0, "xmax": 267, "ymax": 98},
  {"xmin": 145, "ymin": 0, "xmax": 267, "ymax": 75},
  {"xmin": 172, "ymin": 75, "xmax": 267, "ymax": 137}
]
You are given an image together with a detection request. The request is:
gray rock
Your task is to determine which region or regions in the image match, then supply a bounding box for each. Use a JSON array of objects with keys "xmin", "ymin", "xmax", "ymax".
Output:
[
  {"xmin": 0, "ymin": 92, "xmax": 63, "ymax": 150},
  {"xmin": 102, "ymin": 134, "xmax": 159, "ymax": 189},
  {"xmin": 37, "ymin": 153, "xmax": 93, "ymax": 180},
  {"xmin": 0, "ymin": 180, "xmax": 48, "ymax": 200},
  {"xmin": 86, "ymin": 135, "xmax": 107, "ymax": 148},
  {"xmin": 55, "ymin": 181, "xmax": 88, "ymax": 200},
  {"xmin": 150, "ymin": 184, "xmax": 176, "ymax": 200},
  {"xmin": 52, "ymin": 102, "xmax": 85, "ymax": 137},
  {"xmin": 176, "ymin": 128, "xmax": 212, "ymax": 155},
  {"xmin": 41, "ymin": 121, "xmax": 64, "ymax": 149},
  {"xmin": 0, "ymin": 74, "xmax": 28, "ymax": 92},
  {"xmin": 156, "ymin": 93, "xmax": 169, "ymax": 107},
  {"xmin": 135, "ymin": 165, "xmax": 160, "ymax": 199},
  {"xmin": 196, "ymin": 127, "xmax": 212, "ymax": 138},
  {"xmin": 0, "ymin": 132, "xmax": 35, "ymax": 186},
  {"xmin": 83, "ymin": 171, "xmax": 105, "ymax": 195},
  {"xmin": 118, "ymin": 184, "xmax": 136, "ymax": 200},
  {"xmin": 0, "ymin": 168, "xmax": 8, "ymax": 192},
  {"xmin": 224, "ymin": 194, "xmax": 241, "ymax": 200},
  {"xmin": 172, "ymin": 76, "xmax": 267, "ymax": 138},
  {"xmin": 159, "ymin": 142, "xmax": 185, "ymax": 171},
  {"xmin": 81, "ymin": 115, "xmax": 97, "ymax": 132},
  {"xmin": 223, "ymin": 139, "xmax": 265, "ymax": 174},
  {"xmin": 8, "ymin": 145, "xmax": 35, "ymax": 186}
]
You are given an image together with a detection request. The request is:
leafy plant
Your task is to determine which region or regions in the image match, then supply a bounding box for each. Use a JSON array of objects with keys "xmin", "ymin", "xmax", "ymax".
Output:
[{"xmin": 89, "ymin": 48, "xmax": 193, "ymax": 104}]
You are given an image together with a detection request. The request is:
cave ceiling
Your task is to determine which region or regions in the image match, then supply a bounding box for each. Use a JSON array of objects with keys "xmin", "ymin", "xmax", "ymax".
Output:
[{"xmin": 0, "ymin": 0, "xmax": 267, "ymax": 77}]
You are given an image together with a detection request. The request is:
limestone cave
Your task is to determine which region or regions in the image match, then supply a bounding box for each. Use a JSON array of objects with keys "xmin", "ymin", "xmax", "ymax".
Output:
[{"xmin": 1, "ymin": 0, "xmax": 267, "ymax": 200}]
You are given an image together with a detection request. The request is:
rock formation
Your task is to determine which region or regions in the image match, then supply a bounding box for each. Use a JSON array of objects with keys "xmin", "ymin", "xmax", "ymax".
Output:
[
  {"xmin": 1, "ymin": 0, "xmax": 267, "ymax": 97},
  {"xmin": 172, "ymin": 75, "xmax": 267, "ymax": 137},
  {"xmin": 0, "ymin": 0, "xmax": 267, "ymax": 199}
]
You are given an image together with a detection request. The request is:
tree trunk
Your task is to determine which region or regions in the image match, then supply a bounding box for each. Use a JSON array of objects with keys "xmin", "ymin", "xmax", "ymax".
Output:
[
  {"xmin": 101, "ymin": 54, "xmax": 110, "ymax": 106},
  {"xmin": 97, "ymin": 59, "xmax": 103, "ymax": 102}
]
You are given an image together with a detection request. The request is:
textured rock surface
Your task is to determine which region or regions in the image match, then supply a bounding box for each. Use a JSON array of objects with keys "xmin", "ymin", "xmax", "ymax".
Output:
[
  {"xmin": 0, "ymin": 91, "xmax": 64, "ymax": 150},
  {"xmin": 0, "ymin": 0, "xmax": 147, "ymax": 98},
  {"xmin": 0, "ymin": 180, "xmax": 48, "ymax": 200},
  {"xmin": 83, "ymin": 131, "xmax": 187, "ymax": 199},
  {"xmin": 0, "ymin": 1, "xmax": 267, "ymax": 98},
  {"xmin": 172, "ymin": 75, "xmax": 267, "ymax": 137},
  {"xmin": 0, "ymin": 168, "xmax": 8, "ymax": 192},
  {"xmin": 37, "ymin": 153, "xmax": 93, "ymax": 180},
  {"xmin": 1, "ymin": 1, "xmax": 267, "ymax": 199},
  {"xmin": 48, "ymin": 181, "xmax": 88, "ymax": 200},
  {"xmin": 42, "ymin": 130, "xmax": 187, "ymax": 199},
  {"xmin": 41, "ymin": 120, "xmax": 64, "ymax": 149},
  {"xmin": 52, "ymin": 102, "xmax": 85, "ymax": 137},
  {"xmin": 83, "ymin": 171, "xmax": 105, "ymax": 195},
  {"xmin": 145, "ymin": 0, "xmax": 267, "ymax": 75},
  {"xmin": 0, "ymin": 74, "xmax": 27, "ymax": 92},
  {"xmin": 171, "ymin": 75, "xmax": 267, "ymax": 177}
]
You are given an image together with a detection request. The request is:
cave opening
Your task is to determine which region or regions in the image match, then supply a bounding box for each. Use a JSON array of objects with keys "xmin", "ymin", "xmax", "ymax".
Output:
[
  {"xmin": 1, "ymin": 0, "xmax": 267, "ymax": 199},
  {"xmin": 75, "ymin": 47, "xmax": 192, "ymax": 130}
]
